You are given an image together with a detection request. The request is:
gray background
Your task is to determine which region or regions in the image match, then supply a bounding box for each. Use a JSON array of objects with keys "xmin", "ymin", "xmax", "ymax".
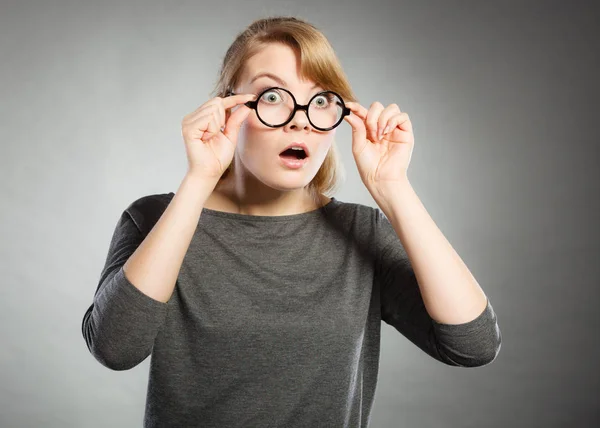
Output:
[{"xmin": 1, "ymin": 0, "xmax": 598, "ymax": 427}]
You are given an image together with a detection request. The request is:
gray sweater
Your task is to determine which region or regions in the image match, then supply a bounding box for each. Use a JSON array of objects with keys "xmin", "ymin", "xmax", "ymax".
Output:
[{"xmin": 82, "ymin": 192, "xmax": 501, "ymax": 428}]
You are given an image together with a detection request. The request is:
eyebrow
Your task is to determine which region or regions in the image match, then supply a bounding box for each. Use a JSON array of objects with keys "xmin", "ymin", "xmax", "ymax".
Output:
[{"xmin": 250, "ymin": 72, "xmax": 320, "ymax": 91}]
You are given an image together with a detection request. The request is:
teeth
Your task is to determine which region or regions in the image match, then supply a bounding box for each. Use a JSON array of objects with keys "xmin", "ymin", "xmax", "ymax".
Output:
[{"xmin": 291, "ymin": 147, "xmax": 303, "ymax": 150}]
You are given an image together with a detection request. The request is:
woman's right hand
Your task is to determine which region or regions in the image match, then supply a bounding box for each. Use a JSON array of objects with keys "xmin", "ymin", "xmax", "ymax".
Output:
[{"xmin": 181, "ymin": 93, "xmax": 256, "ymax": 180}]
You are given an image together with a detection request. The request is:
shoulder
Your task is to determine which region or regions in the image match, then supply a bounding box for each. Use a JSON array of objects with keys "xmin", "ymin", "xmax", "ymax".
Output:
[
  {"xmin": 326, "ymin": 197, "xmax": 395, "ymax": 242},
  {"xmin": 124, "ymin": 192, "xmax": 175, "ymax": 235},
  {"xmin": 322, "ymin": 198, "xmax": 387, "ymax": 260},
  {"xmin": 325, "ymin": 197, "xmax": 383, "ymax": 225},
  {"xmin": 324, "ymin": 197, "xmax": 385, "ymax": 239}
]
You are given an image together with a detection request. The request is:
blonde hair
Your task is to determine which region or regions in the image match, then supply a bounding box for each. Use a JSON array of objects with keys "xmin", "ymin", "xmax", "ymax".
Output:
[{"xmin": 211, "ymin": 16, "xmax": 357, "ymax": 201}]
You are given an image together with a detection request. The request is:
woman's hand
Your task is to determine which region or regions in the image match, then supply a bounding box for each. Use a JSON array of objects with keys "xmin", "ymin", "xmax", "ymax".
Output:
[
  {"xmin": 181, "ymin": 93, "xmax": 256, "ymax": 181},
  {"xmin": 344, "ymin": 101, "xmax": 414, "ymax": 195}
]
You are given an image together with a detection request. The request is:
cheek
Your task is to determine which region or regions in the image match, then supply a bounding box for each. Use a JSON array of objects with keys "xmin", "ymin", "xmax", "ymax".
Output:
[
  {"xmin": 314, "ymin": 134, "xmax": 335, "ymax": 160},
  {"xmin": 239, "ymin": 113, "xmax": 265, "ymax": 139},
  {"xmin": 244, "ymin": 111, "xmax": 259, "ymax": 129},
  {"xmin": 237, "ymin": 115, "xmax": 271, "ymax": 160}
]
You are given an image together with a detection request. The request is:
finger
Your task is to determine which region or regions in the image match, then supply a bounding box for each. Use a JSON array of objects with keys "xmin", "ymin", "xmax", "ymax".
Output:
[
  {"xmin": 388, "ymin": 112, "xmax": 412, "ymax": 132},
  {"xmin": 188, "ymin": 111, "xmax": 220, "ymax": 141},
  {"xmin": 377, "ymin": 104, "xmax": 401, "ymax": 140},
  {"xmin": 183, "ymin": 105, "xmax": 207, "ymax": 123},
  {"xmin": 343, "ymin": 111, "xmax": 367, "ymax": 142},
  {"xmin": 183, "ymin": 103, "xmax": 219, "ymax": 126},
  {"xmin": 223, "ymin": 105, "xmax": 252, "ymax": 143},
  {"xmin": 183, "ymin": 112, "xmax": 211, "ymax": 140},
  {"xmin": 345, "ymin": 102, "xmax": 369, "ymax": 121},
  {"xmin": 382, "ymin": 116, "xmax": 399, "ymax": 140},
  {"xmin": 192, "ymin": 110, "xmax": 218, "ymax": 130},
  {"xmin": 183, "ymin": 95, "xmax": 227, "ymax": 120},
  {"xmin": 397, "ymin": 112, "xmax": 413, "ymax": 133},
  {"xmin": 366, "ymin": 102, "xmax": 385, "ymax": 143},
  {"xmin": 222, "ymin": 93, "xmax": 256, "ymax": 110},
  {"xmin": 214, "ymin": 104, "xmax": 226, "ymax": 130},
  {"xmin": 209, "ymin": 104, "xmax": 226, "ymax": 129},
  {"xmin": 202, "ymin": 115, "xmax": 221, "ymax": 141}
]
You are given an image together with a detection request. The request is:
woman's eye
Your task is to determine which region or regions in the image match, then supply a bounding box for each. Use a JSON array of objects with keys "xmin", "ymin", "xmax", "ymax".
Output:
[
  {"xmin": 261, "ymin": 90, "xmax": 283, "ymax": 103},
  {"xmin": 313, "ymin": 95, "xmax": 330, "ymax": 108}
]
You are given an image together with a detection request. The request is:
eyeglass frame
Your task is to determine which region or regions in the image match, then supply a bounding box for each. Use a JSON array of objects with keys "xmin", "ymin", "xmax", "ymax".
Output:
[{"xmin": 227, "ymin": 86, "xmax": 351, "ymax": 132}]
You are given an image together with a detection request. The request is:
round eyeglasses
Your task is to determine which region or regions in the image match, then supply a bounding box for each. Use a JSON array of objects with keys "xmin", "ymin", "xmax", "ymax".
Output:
[{"xmin": 228, "ymin": 87, "xmax": 350, "ymax": 131}]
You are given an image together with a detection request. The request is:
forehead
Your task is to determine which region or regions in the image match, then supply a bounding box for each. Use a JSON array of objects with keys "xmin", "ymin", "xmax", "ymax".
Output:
[{"xmin": 240, "ymin": 43, "xmax": 317, "ymax": 89}]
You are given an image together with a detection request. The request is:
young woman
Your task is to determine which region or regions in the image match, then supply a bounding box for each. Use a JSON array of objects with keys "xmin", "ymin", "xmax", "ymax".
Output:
[{"xmin": 82, "ymin": 16, "xmax": 501, "ymax": 428}]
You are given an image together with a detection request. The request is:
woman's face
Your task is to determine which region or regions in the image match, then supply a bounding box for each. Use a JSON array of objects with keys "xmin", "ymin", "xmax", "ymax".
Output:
[{"xmin": 232, "ymin": 43, "xmax": 337, "ymax": 191}]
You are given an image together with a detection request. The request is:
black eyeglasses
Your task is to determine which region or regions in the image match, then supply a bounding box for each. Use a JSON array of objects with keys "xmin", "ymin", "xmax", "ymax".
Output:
[{"xmin": 227, "ymin": 86, "xmax": 350, "ymax": 131}]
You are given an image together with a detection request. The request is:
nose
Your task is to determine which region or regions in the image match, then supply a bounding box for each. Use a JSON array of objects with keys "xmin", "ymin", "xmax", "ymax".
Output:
[{"xmin": 284, "ymin": 108, "xmax": 310, "ymax": 132}]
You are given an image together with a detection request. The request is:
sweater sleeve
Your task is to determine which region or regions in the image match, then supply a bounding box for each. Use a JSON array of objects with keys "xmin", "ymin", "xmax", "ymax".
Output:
[
  {"xmin": 373, "ymin": 208, "xmax": 501, "ymax": 367},
  {"xmin": 81, "ymin": 206, "xmax": 169, "ymax": 371}
]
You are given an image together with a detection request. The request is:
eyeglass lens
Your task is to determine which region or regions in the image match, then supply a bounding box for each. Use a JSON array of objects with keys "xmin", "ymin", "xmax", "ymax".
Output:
[{"xmin": 257, "ymin": 88, "xmax": 344, "ymax": 130}]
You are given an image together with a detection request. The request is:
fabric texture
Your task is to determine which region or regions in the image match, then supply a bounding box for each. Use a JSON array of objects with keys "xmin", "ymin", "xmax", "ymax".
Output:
[{"xmin": 82, "ymin": 192, "xmax": 501, "ymax": 428}]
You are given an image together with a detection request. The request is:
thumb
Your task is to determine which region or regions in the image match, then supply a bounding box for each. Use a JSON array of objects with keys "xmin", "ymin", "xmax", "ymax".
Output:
[
  {"xmin": 223, "ymin": 106, "xmax": 251, "ymax": 144},
  {"xmin": 344, "ymin": 112, "xmax": 367, "ymax": 146}
]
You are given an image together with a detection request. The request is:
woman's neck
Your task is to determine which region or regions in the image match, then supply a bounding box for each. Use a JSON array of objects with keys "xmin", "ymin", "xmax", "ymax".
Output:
[{"xmin": 205, "ymin": 175, "xmax": 329, "ymax": 216}]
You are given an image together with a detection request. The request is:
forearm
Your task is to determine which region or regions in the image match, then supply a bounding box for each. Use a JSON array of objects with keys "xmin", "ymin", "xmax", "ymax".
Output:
[
  {"xmin": 374, "ymin": 179, "xmax": 488, "ymax": 325},
  {"xmin": 123, "ymin": 172, "xmax": 217, "ymax": 303}
]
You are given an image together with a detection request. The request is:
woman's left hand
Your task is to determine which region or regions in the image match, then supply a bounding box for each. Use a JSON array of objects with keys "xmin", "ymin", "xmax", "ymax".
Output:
[{"xmin": 344, "ymin": 101, "xmax": 414, "ymax": 195}]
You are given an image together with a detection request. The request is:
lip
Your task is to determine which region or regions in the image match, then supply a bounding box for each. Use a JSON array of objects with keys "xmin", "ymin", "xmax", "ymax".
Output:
[
  {"xmin": 279, "ymin": 156, "xmax": 308, "ymax": 169},
  {"xmin": 279, "ymin": 142, "xmax": 310, "ymax": 158}
]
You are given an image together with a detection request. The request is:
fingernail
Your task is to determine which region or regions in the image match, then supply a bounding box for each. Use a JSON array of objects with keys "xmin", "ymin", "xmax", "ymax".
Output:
[{"xmin": 383, "ymin": 126, "xmax": 390, "ymax": 135}]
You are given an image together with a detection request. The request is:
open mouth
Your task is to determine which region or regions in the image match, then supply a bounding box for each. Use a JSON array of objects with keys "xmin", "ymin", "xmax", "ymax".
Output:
[{"xmin": 279, "ymin": 148, "xmax": 308, "ymax": 160}]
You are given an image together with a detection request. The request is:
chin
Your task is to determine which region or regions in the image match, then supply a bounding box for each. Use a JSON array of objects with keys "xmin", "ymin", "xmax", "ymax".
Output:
[
  {"xmin": 264, "ymin": 176, "xmax": 311, "ymax": 192},
  {"xmin": 241, "ymin": 155, "xmax": 321, "ymax": 191},
  {"xmin": 253, "ymin": 168, "xmax": 312, "ymax": 191}
]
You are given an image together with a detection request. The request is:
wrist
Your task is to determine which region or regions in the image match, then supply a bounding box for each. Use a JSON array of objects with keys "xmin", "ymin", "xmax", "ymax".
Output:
[
  {"xmin": 370, "ymin": 178, "xmax": 413, "ymax": 205},
  {"xmin": 181, "ymin": 171, "xmax": 219, "ymax": 198}
]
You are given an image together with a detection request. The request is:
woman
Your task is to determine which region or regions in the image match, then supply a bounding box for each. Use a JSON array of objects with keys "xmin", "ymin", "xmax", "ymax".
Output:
[{"xmin": 82, "ymin": 16, "xmax": 501, "ymax": 428}]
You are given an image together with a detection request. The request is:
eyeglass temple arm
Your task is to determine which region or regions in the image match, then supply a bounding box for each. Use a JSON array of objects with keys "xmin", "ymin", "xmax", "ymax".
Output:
[{"xmin": 337, "ymin": 101, "xmax": 351, "ymax": 117}]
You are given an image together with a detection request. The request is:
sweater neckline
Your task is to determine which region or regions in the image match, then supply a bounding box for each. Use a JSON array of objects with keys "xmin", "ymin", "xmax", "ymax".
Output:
[{"xmin": 167, "ymin": 192, "xmax": 339, "ymax": 222}]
